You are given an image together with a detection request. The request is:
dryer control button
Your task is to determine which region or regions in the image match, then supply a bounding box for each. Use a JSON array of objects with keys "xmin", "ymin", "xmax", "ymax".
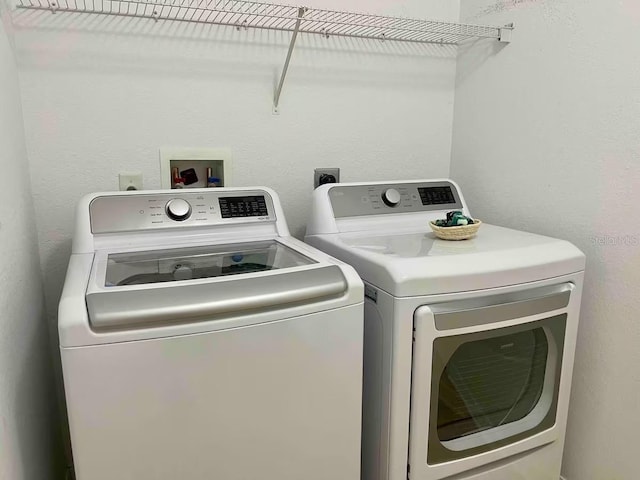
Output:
[
  {"xmin": 166, "ymin": 199, "xmax": 192, "ymax": 221},
  {"xmin": 382, "ymin": 188, "xmax": 401, "ymax": 207}
]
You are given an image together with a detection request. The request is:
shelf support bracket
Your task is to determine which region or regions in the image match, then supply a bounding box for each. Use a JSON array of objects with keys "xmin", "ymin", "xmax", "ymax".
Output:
[
  {"xmin": 273, "ymin": 6, "xmax": 307, "ymax": 114},
  {"xmin": 498, "ymin": 23, "xmax": 514, "ymax": 43}
]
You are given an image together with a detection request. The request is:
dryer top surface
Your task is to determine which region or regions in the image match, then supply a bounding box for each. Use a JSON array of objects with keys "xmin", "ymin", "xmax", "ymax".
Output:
[{"xmin": 308, "ymin": 224, "xmax": 585, "ymax": 297}]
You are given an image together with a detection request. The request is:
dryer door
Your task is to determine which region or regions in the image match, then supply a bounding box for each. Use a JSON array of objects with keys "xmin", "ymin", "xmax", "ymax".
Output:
[{"xmin": 408, "ymin": 283, "xmax": 575, "ymax": 480}]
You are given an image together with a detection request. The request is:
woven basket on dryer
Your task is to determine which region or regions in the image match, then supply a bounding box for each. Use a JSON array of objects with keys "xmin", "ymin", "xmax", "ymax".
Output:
[{"xmin": 429, "ymin": 220, "xmax": 482, "ymax": 241}]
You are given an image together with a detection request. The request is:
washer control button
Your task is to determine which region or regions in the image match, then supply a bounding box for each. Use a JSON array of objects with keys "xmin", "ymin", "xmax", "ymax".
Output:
[
  {"xmin": 382, "ymin": 188, "xmax": 402, "ymax": 207},
  {"xmin": 165, "ymin": 198, "xmax": 192, "ymax": 221}
]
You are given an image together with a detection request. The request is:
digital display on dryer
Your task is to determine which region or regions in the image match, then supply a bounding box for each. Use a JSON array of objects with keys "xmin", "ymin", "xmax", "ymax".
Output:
[
  {"xmin": 418, "ymin": 186, "xmax": 456, "ymax": 206},
  {"xmin": 219, "ymin": 196, "xmax": 268, "ymax": 218}
]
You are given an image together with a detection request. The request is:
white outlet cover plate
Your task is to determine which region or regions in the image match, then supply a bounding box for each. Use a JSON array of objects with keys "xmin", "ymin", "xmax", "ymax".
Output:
[{"xmin": 119, "ymin": 172, "xmax": 143, "ymax": 191}]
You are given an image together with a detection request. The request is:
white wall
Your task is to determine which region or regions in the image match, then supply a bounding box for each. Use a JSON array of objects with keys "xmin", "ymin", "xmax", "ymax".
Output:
[
  {"xmin": 452, "ymin": 1, "xmax": 640, "ymax": 478},
  {"xmin": 12, "ymin": 0, "xmax": 459, "ymax": 333},
  {"xmin": 0, "ymin": 5, "xmax": 62, "ymax": 480}
]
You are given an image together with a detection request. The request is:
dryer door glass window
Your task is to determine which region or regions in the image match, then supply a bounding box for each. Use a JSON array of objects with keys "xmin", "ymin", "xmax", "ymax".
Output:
[
  {"xmin": 427, "ymin": 315, "xmax": 566, "ymax": 464},
  {"xmin": 437, "ymin": 328, "xmax": 547, "ymax": 442}
]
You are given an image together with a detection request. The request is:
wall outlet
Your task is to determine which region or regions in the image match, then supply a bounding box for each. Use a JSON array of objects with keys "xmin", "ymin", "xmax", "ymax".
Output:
[
  {"xmin": 314, "ymin": 168, "xmax": 340, "ymax": 189},
  {"xmin": 119, "ymin": 172, "xmax": 143, "ymax": 191}
]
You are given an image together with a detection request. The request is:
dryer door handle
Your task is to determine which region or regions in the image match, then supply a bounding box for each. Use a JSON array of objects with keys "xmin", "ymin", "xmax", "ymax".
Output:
[{"xmin": 430, "ymin": 283, "xmax": 574, "ymax": 330}]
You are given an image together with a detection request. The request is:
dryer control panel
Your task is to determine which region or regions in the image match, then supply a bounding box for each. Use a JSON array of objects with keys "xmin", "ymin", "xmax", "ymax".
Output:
[
  {"xmin": 89, "ymin": 190, "xmax": 276, "ymax": 234},
  {"xmin": 328, "ymin": 181, "xmax": 463, "ymax": 218}
]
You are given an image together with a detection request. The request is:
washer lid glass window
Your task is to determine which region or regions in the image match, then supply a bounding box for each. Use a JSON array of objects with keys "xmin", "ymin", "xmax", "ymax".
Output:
[{"xmin": 104, "ymin": 241, "xmax": 316, "ymax": 287}]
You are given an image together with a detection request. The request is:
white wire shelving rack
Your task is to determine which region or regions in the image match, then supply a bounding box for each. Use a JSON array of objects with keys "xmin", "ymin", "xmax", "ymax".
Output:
[{"xmin": 15, "ymin": 0, "xmax": 514, "ymax": 112}]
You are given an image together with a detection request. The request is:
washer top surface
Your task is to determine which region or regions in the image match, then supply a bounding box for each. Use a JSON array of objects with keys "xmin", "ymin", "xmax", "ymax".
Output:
[{"xmin": 305, "ymin": 180, "xmax": 585, "ymax": 297}]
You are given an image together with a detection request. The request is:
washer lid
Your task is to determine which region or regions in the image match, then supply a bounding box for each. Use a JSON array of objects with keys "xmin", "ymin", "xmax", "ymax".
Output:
[
  {"xmin": 86, "ymin": 240, "xmax": 348, "ymax": 330},
  {"xmin": 310, "ymin": 224, "xmax": 585, "ymax": 297}
]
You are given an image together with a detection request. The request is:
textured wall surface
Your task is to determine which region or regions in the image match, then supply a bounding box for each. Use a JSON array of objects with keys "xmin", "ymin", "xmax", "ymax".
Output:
[
  {"xmin": 0, "ymin": 6, "xmax": 62, "ymax": 480},
  {"xmin": 12, "ymin": 0, "xmax": 459, "ymax": 335},
  {"xmin": 452, "ymin": 1, "xmax": 640, "ymax": 478}
]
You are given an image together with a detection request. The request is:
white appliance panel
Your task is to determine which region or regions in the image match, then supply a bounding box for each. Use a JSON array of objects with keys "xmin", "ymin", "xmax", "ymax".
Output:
[{"xmin": 63, "ymin": 306, "xmax": 363, "ymax": 480}]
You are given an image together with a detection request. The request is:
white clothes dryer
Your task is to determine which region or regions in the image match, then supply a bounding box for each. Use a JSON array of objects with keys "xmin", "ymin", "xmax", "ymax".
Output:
[
  {"xmin": 305, "ymin": 180, "xmax": 585, "ymax": 480},
  {"xmin": 59, "ymin": 187, "xmax": 364, "ymax": 480}
]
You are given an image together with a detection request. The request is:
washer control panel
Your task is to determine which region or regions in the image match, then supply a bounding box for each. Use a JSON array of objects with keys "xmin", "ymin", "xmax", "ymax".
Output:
[
  {"xmin": 328, "ymin": 181, "xmax": 463, "ymax": 218},
  {"xmin": 90, "ymin": 191, "xmax": 276, "ymax": 234}
]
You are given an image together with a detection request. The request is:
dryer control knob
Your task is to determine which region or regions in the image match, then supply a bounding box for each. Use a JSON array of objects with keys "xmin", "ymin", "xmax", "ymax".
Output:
[
  {"xmin": 166, "ymin": 198, "xmax": 192, "ymax": 221},
  {"xmin": 382, "ymin": 188, "xmax": 401, "ymax": 207}
]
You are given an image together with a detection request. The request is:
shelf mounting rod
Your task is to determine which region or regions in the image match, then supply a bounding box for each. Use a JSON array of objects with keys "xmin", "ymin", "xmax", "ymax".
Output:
[{"xmin": 273, "ymin": 6, "xmax": 307, "ymax": 114}]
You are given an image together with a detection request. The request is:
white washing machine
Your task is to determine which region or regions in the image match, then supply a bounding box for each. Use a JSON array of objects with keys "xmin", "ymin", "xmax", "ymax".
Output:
[
  {"xmin": 59, "ymin": 187, "xmax": 364, "ymax": 480},
  {"xmin": 305, "ymin": 180, "xmax": 585, "ymax": 480}
]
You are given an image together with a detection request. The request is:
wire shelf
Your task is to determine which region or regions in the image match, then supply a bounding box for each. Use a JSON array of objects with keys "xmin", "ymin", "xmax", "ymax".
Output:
[
  {"xmin": 15, "ymin": 0, "xmax": 512, "ymax": 111},
  {"xmin": 301, "ymin": 8, "xmax": 501, "ymax": 45},
  {"xmin": 16, "ymin": 0, "xmax": 506, "ymax": 45}
]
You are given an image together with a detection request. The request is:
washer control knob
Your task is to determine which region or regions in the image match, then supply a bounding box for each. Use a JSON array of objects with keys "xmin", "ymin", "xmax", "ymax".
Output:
[
  {"xmin": 382, "ymin": 188, "xmax": 402, "ymax": 207},
  {"xmin": 165, "ymin": 198, "xmax": 192, "ymax": 221}
]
